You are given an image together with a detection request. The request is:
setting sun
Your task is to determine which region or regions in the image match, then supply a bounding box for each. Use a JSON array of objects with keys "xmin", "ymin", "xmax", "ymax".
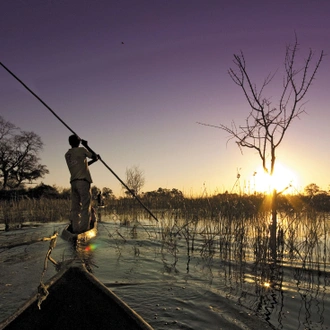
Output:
[{"xmin": 251, "ymin": 162, "xmax": 299, "ymax": 194}]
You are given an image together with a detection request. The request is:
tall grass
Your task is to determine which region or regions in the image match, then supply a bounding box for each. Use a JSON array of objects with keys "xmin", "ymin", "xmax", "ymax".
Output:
[
  {"xmin": 2, "ymin": 194, "xmax": 330, "ymax": 271},
  {"xmin": 152, "ymin": 194, "xmax": 330, "ymax": 274},
  {"xmin": 0, "ymin": 198, "xmax": 70, "ymax": 229},
  {"xmin": 151, "ymin": 194, "xmax": 330, "ymax": 326},
  {"xmin": 2, "ymin": 193, "xmax": 327, "ymax": 328}
]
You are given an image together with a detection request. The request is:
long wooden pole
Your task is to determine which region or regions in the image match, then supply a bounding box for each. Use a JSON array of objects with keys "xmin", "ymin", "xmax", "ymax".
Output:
[{"xmin": 0, "ymin": 61, "xmax": 158, "ymax": 222}]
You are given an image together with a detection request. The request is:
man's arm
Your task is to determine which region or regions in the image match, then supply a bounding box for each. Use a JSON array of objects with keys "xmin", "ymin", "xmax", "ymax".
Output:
[
  {"xmin": 81, "ymin": 140, "xmax": 99, "ymax": 166},
  {"xmin": 88, "ymin": 155, "xmax": 99, "ymax": 166}
]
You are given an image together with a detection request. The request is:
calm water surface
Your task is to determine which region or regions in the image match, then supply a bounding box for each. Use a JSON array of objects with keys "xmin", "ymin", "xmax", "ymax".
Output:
[{"xmin": 0, "ymin": 215, "xmax": 329, "ymax": 330}]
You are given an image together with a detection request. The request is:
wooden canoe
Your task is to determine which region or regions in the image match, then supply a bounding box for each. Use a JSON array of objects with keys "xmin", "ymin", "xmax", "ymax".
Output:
[
  {"xmin": 0, "ymin": 263, "xmax": 153, "ymax": 330},
  {"xmin": 61, "ymin": 220, "xmax": 97, "ymax": 243}
]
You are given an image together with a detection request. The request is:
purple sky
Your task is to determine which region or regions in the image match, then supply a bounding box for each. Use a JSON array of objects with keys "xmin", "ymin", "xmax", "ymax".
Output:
[{"xmin": 1, "ymin": 0, "xmax": 329, "ymax": 196}]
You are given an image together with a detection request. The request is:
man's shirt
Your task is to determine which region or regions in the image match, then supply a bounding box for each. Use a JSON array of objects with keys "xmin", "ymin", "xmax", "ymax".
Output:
[{"xmin": 65, "ymin": 147, "xmax": 93, "ymax": 183}]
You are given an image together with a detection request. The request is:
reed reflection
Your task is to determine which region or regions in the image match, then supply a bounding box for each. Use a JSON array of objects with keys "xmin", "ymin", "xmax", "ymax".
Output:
[{"xmin": 155, "ymin": 202, "xmax": 330, "ymax": 330}]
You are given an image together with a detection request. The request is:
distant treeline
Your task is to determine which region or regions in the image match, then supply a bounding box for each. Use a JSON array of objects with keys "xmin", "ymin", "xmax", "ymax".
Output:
[
  {"xmin": 0, "ymin": 184, "xmax": 70, "ymax": 200},
  {"xmin": 1, "ymin": 183, "xmax": 330, "ymax": 213}
]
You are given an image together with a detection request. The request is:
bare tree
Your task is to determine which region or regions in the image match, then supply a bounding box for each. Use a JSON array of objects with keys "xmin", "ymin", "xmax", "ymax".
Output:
[
  {"xmin": 0, "ymin": 116, "xmax": 16, "ymax": 139},
  {"xmin": 0, "ymin": 116, "xmax": 49, "ymax": 189},
  {"xmin": 199, "ymin": 36, "xmax": 324, "ymax": 259},
  {"xmin": 200, "ymin": 36, "xmax": 323, "ymax": 177},
  {"xmin": 124, "ymin": 165, "xmax": 145, "ymax": 196}
]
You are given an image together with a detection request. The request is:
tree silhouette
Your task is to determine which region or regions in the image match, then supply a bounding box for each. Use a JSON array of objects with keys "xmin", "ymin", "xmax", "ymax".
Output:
[
  {"xmin": 0, "ymin": 116, "xmax": 49, "ymax": 189},
  {"xmin": 199, "ymin": 36, "xmax": 324, "ymax": 259},
  {"xmin": 123, "ymin": 165, "xmax": 145, "ymax": 196},
  {"xmin": 200, "ymin": 36, "xmax": 323, "ymax": 177}
]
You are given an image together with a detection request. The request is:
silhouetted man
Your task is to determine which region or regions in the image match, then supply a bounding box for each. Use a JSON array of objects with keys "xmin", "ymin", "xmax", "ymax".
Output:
[{"xmin": 65, "ymin": 135, "xmax": 98, "ymax": 233}]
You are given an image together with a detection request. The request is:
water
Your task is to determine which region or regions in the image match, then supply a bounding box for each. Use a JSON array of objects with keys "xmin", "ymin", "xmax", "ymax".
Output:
[{"xmin": 0, "ymin": 216, "xmax": 329, "ymax": 330}]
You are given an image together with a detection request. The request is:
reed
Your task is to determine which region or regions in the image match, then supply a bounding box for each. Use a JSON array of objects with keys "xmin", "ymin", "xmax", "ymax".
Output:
[
  {"xmin": 2, "ymin": 193, "xmax": 329, "ymax": 272},
  {"xmin": 2, "ymin": 192, "xmax": 327, "ymax": 328},
  {"xmin": 0, "ymin": 198, "xmax": 70, "ymax": 229},
  {"xmin": 154, "ymin": 194, "xmax": 330, "ymax": 276}
]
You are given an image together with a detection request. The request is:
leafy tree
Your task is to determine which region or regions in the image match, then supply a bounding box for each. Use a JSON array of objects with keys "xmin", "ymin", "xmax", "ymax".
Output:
[
  {"xmin": 102, "ymin": 187, "xmax": 114, "ymax": 199},
  {"xmin": 142, "ymin": 187, "xmax": 184, "ymax": 208},
  {"xmin": 0, "ymin": 116, "xmax": 49, "ymax": 189},
  {"xmin": 91, "ymin": 186, "xmax": 100, "ymax": 200},
  {"xmin": 59, "ymin": 187, "xmax": 71, "ymax": 199},
  {"xmin": 304, "ymin": 183, "xmax": 320, "ymax": 196},
  {"xmin": 90, "ymin": 186, "xmax": 115, "ymax": 201},
  {"xmin": 27, "ymin": 183, "xmax": 58, "ymax": 199}
]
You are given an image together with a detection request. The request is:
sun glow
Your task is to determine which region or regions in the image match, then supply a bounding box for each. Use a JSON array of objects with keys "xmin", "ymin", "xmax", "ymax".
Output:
[{"xmin": 252, "ymin": 162, "xmax": 299, "ymax": 194}]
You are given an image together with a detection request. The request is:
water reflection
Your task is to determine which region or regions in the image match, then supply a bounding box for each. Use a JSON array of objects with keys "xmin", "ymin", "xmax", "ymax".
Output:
[
  {"xmin": 221, "ymin": 244, "xmax": 327, "ymax": 329},
  {"xmin": 1, "ymin": 209, "xmax": 330, "ymax": 329},
  {"xmin": 56, "ymin": 216, "xmax": 330, "ymax": 330},
  {"xmin": 154, "ymin": 209, "xmax": 330, "ymax": 329}
]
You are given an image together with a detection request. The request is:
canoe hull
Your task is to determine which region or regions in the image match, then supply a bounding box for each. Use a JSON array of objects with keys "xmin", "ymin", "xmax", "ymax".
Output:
[
  {"xmin": 61, "ymin": 221, "xmax": 97, "ymax": 243},
  {"xmin": 0, "ymin": 264, "xmax": 153, "ymax": 330}
]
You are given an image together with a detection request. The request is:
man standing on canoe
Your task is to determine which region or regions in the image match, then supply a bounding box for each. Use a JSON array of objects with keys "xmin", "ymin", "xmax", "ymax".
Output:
[{"xmin": 65, "ymin": 135, "xmax": 99, "ymax": 234}]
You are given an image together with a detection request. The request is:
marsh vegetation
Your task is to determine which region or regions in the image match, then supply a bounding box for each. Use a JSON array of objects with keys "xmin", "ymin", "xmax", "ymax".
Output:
[
  {"xmin": 1, "ymin": 187, "xmax": 330, "ymax": 329},
  {"xmin": 1, "ymin": 188, "xmax": 330, "ymax": 270}
]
